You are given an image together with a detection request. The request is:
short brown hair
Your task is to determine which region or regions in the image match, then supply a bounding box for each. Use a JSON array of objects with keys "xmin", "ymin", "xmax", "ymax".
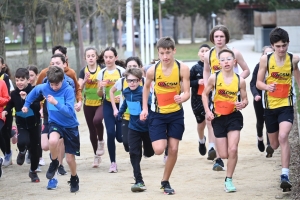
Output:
[
  {"xmin": 47, "ymin": 66, "xmax": 64, "ymax": 84},
  {"xmin": 156, "ymin": 37, "xmax": 175, "ymax": 50},
  {"xmin": 209, "ymin": 25, "xmax": 230, "ymax": 44},
  {"xmin": 124, "ymin": 68, "xmax": 143, "ymax": 80},
  {"xmin": 218, "ymin": 49, "xmax": 235, "ymax": 59}
]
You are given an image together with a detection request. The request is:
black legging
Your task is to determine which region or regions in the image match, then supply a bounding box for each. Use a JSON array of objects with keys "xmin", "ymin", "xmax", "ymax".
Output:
[
  {"xmin": 253, "ymin": 100, "xmax": 270, "ymax": 145},
  {"xmin": 83, "ymin": 105, "xmax": 104, "ymax": 155},
  {"xmin": 0, "ymin": 111, "xmax": 13, "ymax": 155},
  {"xmin": 17, "ymin": 126, "xmax": 40, "ymax": 171}
]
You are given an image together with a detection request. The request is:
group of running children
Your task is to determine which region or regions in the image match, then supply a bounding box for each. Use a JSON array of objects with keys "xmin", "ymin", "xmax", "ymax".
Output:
[{"xmin": 0, "ymin": 25, "xmax": 297, "ymax": 194}]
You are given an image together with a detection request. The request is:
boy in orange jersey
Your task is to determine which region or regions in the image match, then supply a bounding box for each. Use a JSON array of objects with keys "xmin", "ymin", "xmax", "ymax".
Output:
[{"xmin": 202, "ymin": 49, "xmax": 248, "ymax": 193}]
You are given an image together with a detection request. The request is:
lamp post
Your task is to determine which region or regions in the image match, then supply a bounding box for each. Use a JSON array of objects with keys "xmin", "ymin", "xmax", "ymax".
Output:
[
  {"xmin": 158, "ymin": 0, "xmax": 165, "ymax": 39},
  {"xmin": 211, "ymin": 12, "xmax": 217, "ymax": 28}
]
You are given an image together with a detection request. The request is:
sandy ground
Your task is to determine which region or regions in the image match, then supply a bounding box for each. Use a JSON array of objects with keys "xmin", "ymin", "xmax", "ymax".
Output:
[{"xmin": 0, "ymin": 38, "xmax": 295, "ymax": 199}]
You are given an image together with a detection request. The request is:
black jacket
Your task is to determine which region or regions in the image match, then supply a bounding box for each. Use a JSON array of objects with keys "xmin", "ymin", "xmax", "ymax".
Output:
[
  {"xmin": 250, "ymin": 63, "xmax": 262, "ymax": 98},
  {"xmin": 5, "ymin": 84, "xmax": 41, "ymax": 129},
  {"xmin": 190, "ymin": 61, "xmax": 204, "ymax": 112}
]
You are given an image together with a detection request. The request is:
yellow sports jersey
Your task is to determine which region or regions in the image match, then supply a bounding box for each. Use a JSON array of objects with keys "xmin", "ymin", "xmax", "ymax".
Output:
[
  {"xmin": 103, "ymin": 69, "xmax": 122, "ymax": 102},
  {"xmin": 121, "ymin": 77, "xmax": 144, "ymax": 120},
  {"xmin": 212, "ymin": 71, "xmax": 240, "ymax": 116},
  {"xmin": 83, "ymin": 66, "xmax": 102, "ymax": 106},
  {"xmin": 209, "ymin": 47, "xmax": 222, "ymax": 74},
  {"xmin": 263, "ymin": 53, "xmax": 294, "ymax": 109},
  {"xmin": 151, "ymin": 60, "xmax": 182, "ymax": 114}
]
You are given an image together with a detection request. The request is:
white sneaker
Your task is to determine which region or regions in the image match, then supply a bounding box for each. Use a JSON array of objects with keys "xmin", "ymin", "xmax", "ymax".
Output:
[
  {"xmin": 39, "ymin": 157, "xmax": 46, "ymax": 166},
  {"xmin": 96, "ymin": 140, "xmax": 105, "ymax": 156},
  {"xmin": 92, "ymin": 155, "xmax": 101, "ymax": 168},
  {"xmin": 35, "ymin": 166, "xmax": 42, "ymax": 172},
  {"xmin": 163, "ymin": 155, "xmax": 168, "ymax": 164},
  {"xmin": 108, "ymin": 162, "xmax": 118, "ymax": 173},
  {"xmin": 25, "ymin": 151, "xmax": 31, "ymax": 164}
]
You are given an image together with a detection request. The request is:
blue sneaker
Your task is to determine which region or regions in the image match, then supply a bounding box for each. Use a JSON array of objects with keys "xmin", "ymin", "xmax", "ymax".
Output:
[
  {"xmin": 213, "ymin": 158, "xmax": 225, "ymax": 171},
  {"xmin": 3, "ymin": 152, "xmax": 12, "ymax": 166},
  {"xmin": 280, "ymin": 174, "xmax": 292, "ymax": 192},
  {"xmin": 224, "ymin": 178, "xmax": 236, "ymax": 193},
  {"xmin": 47, "ymin": 178, "xmax": 58, "ymax": 190}
]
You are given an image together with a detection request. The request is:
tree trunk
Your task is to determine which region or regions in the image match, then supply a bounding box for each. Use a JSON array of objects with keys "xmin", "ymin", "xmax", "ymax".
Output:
[
  {"xmin": 70, "ymin": 20, "xmax": 81, "ymax": 74},
  {"xmin": 104, "ymin": 15, "xmax": 113, "ymax": 46},
  {"xmin": 173, "ymin": 15, "xmax": 178, "ymax": 44},
  {"xmin": 93, "ymin": 15, "xmax": 99, "ymax": 51},
  {"xmin": 113, "ymin": 18, "xmax": 118, "ymax": 48},
  {"xmin": 99, "ymin": 15, "xmax": 106, "ymax": 48},
  {"xmin": 89, "ymin": 18, "xmax": 93, "ymax": 44},
  {"xmin": 41, "ymin": 20, "xmax": 48, "ymax": 51},
  {"xmin": 47, "ymin": 3, "xmax": 67, "ymax": 47},
  {"xmin": 0, "ymin": 12, "xmax": 6, "ymax": 60},
  {"xmin": 206, "ymin": 13, "xmax": 211, "ymax": 42},
  {"xmin": 24, "ymin": 0, "xmax": 37, "ymax": 65},
  {"xmin": 191, "ymin": 14, "xmax": 196, "ymax": 44}
]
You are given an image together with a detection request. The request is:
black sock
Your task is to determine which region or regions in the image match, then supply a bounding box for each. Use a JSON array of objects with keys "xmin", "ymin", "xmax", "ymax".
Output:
[
  {"xmin": 225, "ymin": 177, "xmax": 232, "ymax": 181},
  {"xmin": 71, "ymin": 174, "xmax": 78, "ymax": 179}
]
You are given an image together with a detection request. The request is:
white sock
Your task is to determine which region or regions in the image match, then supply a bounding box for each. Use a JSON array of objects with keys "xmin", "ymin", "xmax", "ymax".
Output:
[
  {"xmin": 209, "ymin": 143, "xmax": 215, "ymax": 149},
  {"xmin": 198, "ymin": 137, "xmax": 206, "ymax": 144},
  {"xmin": 282, "ymin": 168, "xmax": 289, "ymax": 177},
  {"xmin": 257, "ymin": 136, "xmax": 263, "ymax": 141}
]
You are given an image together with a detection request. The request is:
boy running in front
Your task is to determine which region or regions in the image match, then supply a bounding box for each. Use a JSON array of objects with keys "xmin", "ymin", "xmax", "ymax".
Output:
[
  {"xmin": 202, "ymin": 49, "xmax": 248, "ymax": 193},
  {"xmin": 256, "ymin": 27, "xmax": 300, "ymax": 192},
  {"xmin": 140, "ymin": 37, "xmax": 190, "ymax": 195},
  {"xmin": 22, "ymin": 66, "xmax": 80, "ymax": 193},
  {"xmin": 117, "ymin": 68, "xmax": 154, "ymax": 192}
]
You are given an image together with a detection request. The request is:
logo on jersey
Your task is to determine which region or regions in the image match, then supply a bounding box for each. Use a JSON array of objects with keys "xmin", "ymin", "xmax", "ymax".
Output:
[
  {"xmin": 87, "ymin": 79, "xmax": 98, "ymax": 84},
  {"xmin": 157, "ymin": 81, "xmax": 178, "ymax": 88},
  {"xmin": 157, "ymin": 75, "xmax": 162, "ymax": 79},
  {"xmin": 270, "ymin": 72, "xmax": 290, "ymax": 80},
  {"xmin": 212, "ymin": 65, "xmax": 221, "ymax": 71},
  {"xmin": 218, "ymin": 89, "xmax": 236, "ymax": 98},
  {"xmin": 270, "ymin": 65, "xmax": 275, "ymax": 69},
  {"xmin": 105, "ymin": 79, "xmax": 118, "ymax": 86},
  {"xmin": 217, "ymin": 83, "xmax": 222, "ymax": 86},
  {"xmin": 196, "ymin": 73, "xmax": 200, "ymax": 76}
]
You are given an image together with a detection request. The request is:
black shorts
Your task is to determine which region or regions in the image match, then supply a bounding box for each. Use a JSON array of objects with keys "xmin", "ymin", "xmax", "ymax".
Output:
[
  {"xmin": 193, "ymin": 109, "xmax": 205, "ymax": 124},
  {"xmin": 148, "ymin": 109, "xmax": 185, "ymax": 142},
  {"xmin": 48, "ymin": 123, "xmax": 80, "ymax": 156},
  {"xmin": 264, "ymin": 106, "xmax": 294, "ymax": 133},
  {"xmin": 212, "ymin": 111, "xmax": 243, "ymax": 138}
]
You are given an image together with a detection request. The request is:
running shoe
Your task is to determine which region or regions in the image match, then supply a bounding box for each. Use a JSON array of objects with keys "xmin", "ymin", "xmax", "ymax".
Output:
[
  {"xmin": 161, "ymin": 181, "xmax": 175, "ymax": 195},
  {"xmin": 199, "ymin": 136, "xmax": 207, "ymax": 156},
  {"xmin": 213, "ymin": 158, "xmax": 225, "ymax": 171},
  {"xmin": 207, "ymin": 147, "xmax": 216, "ymax": 160},
  {"xmin": 11, "ymin": 126, "xmax": 18, "ymax": 144},
  {"xmin": 35, "ymin": 166, "xmax": 42, "ymax": 172},
  {"xmin": 92, "ymin": 155, "xmax": 101, "ymax": 168},
  {"xmin": 57, "ymin": 165, "xmax": 67, "ymax": 175},
  {"xmin": 46, "ymin": 160, "xmax": 59, "ymax": 179},
  {"xmin": 25, "ymin": 151, "xmax": 31, "ymax": 164},
  {"xmin": 3, "ymin": 152, "xmax": 12, "ymax": 166},
  {"xmin": 29, "ymin": 171, "xmax": 40, "ymax": 182},
  {"xmin": 17, "ymin": 152, "xmax": 26, "ymax": 165},
  {"xmin": 257, "ymin": 140, "xmax": 265, "ymax": 152},
  {"xmin": 266, "ymin": 145, "xmax": 274, "ymax": 158},
  {"xmin": 68, "ymin": 175, "xmax": 79, "ymax": 193},
  {"xmin": 224, "ymin": 178, "xmax": 236, "ymax": 193},
  {"xmin": 0, "ymin": 157, "xmax": 3, "ymax": 178},
  {"xmin": 163, "ymin": 155, "xmax": 168, "ymax": 164},
  {"xmin": 96, "ymin": 140, "xmax": 105, "ymax": 156},
  {"xmin": 131, "ymin": 182, "xmax": 147, "ymax": 192},
  {"xmin": 47, "ymin": 178, "xmax": 58, "ymax": 190},
  {"xmin": 108, "ymin": 162, "xmax": 118, "ymax": 173},
  {"xmin": 39, "ymin": 158, "xmax": 46, "ymax": 166},
  {"xmin": 280, "ymin": 174, "xmax": 292, "ymax": 192}
]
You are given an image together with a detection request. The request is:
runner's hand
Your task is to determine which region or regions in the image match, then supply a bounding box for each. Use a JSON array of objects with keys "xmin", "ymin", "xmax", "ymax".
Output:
[
  {"xmin": 198, "ymin": 79, "xmax": 204, "ymax": 85},
  {"xmin": 254, "ymin": 95, "xmax": 261, "ymax": 101},
  {"xmin": 47, "ymin": 95, "xmax": 57, "ymax": 105},
  {"xmin": 19, "ymin": 91, "xmax": 27, "ymax": 100},
  {"xmin": 2, "ymin": 111, "xmax": 7, "ymax": 120},
  {"xmin": 174, "ymin": 94, "xmax": 182, "ymax": 104},
  {"xmin": 140, "ymin": 109, "xmax": 148, "ymax": 121},
  {"xmin": 113, "ymin": 108, "xmax": 119, "ymax": 117},
  {"xmin": 267, "ymin": 83, "xmax": 276, "ymax": 92},
  {"xmin": 22, "ymin": 107, "xmax": 28, "ymax": 113},
  {"xmin": 235, "ymin": 101, "xmax": 245, "ymax": 110},
  {"xmin": 205, "ymin": 111, "xmax": 214, "ymax": 121},
  {"xmin": 74, "ymin": 101, "xmax": 82, "ymax": 112}
]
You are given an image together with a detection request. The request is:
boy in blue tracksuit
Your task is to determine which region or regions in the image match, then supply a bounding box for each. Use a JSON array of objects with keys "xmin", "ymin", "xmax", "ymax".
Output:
[
  {"xmin": 22, "ymin": 66, "xmax": 80, "ymax": 193},
  {"xmin": 117, "ymin": 68, "xmax": 154, "ymax": 192}
]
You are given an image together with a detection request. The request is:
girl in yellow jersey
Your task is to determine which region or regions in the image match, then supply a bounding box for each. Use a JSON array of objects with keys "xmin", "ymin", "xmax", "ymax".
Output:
[
  {"xmin": 97, "ymin": 47, "xmax": 125, "ymax": 173},
  {"xmin": 78, "ymin": 47, "xmax": 105, "ymax": 168},
  {"xmin": 203, "ymin": 25, "xmax": 250, "ymax": 169},
  {"xmin": 202, "ymin": 49, "xmax": 248, "ymax": 193},
  {"xmin": 110, "ymin": 57, "xmax": 145, "ymax": 153},
  {"xmin": 257, "ymin": 27, "xmax": 300, "ymax": 192}
]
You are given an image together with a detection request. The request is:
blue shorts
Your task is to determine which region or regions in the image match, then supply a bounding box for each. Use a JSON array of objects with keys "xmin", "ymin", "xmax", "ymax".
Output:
[
  {"xmin": 148, "ymin": 109, "xmax": 185, "ymax": 142},
  {"xmin": 48, "ymin": 123, "xmax": 80, "ymax": 156}
]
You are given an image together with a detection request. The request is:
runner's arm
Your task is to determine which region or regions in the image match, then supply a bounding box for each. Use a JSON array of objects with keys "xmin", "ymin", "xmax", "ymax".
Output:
[
  {"xmin": 203, "ymin": 52, "xmax": 211, "ymax": 86},
  {"xmin": 250, "ymin": 64, "xmax": 260, "ymax": 98},
  {"xmin": 179, "ymin": 64, "xmax": 190, "ymax": 102},
  {"xmin": 235, "ymin": 50, "xmax": 250, "ymax": 79},
  {"xmin": 236, "ymin": 78, "xmax": 248, "ymax": 110},
  {"xmin": 292, "ymin": 55, "xmax": 300, "ymax": 90},
  {"xmin": 256, "ymin": 55, "xmax": 272, "ymax": 91}
]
